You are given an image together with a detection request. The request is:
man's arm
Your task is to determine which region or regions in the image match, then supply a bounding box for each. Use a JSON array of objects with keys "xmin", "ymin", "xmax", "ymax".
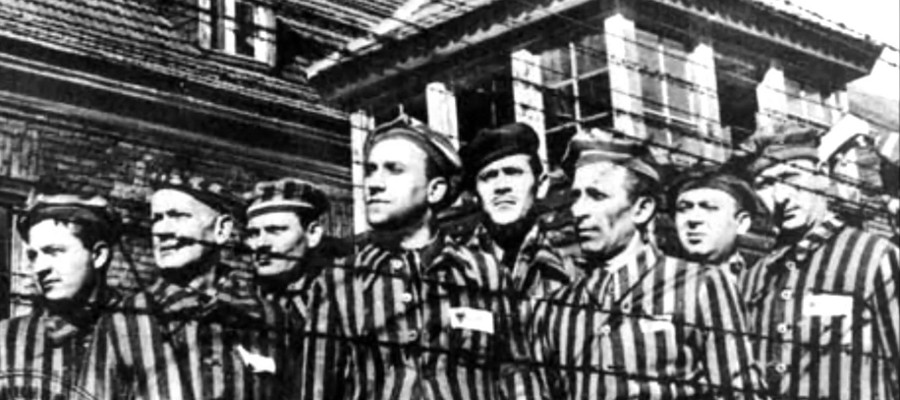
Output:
[{"xmin": 696, "ymin": 268, "xmax": 767, "ymax": 400}]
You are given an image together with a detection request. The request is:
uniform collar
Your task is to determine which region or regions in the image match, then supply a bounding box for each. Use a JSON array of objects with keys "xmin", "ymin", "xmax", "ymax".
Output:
[
  {"xmin": 763, "ymin": 214, "xmax": 844, "ymax": 270},
  {"xmin": 41, "ymin": 285, "xmax": 110, "ymax": 345},
  {"xmin": 583, "ymin": 237, "xmax": 660, "ymax": 306}
]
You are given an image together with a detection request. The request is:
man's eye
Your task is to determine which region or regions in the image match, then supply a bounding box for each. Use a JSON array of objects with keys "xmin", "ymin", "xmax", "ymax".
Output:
[
  {"xmin": 364, "ymin": 163, "xmax": 376, "ymax": 176},
  {"xmin": 585, "ymin": 188, "xmax": 606, "ymax": 201},
  {"xmin": 26, "ymin": 249, "xmax": 37, "ymax": 262},
  {"xmin": 478, "ymin": 170, "xmax": 498, "ymax": 182}
]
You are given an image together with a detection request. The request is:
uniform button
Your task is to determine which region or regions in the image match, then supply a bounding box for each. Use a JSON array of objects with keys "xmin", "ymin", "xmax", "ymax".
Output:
[
  {"xmin": 391, "ymin": 259, "xmax": 404, "ymax": 270},
  {"xmin": 776, "ymin": 323, "xmax": 791, "ymax": 334},
  {"xmin": 401, "ymin": 292, "xmax": 413, "ymax": 303},
  {"xmin": 407, "ymin": 330, "xmax": 419, "ymax": 342},
  {"xmin": 620, "ymin": 302, "xmax": 631, "ymax": 312},
  {"xmin": 779, "ymin": 290, "xmax": 793, "ymax": 301},
  {"xmin": 774, "ymin": 363, "xmax": 787, "ymax": 374},
  {"xmin": 785, "ymin": 261, "xmax": 797, "ymax": 270},
  {"xmin": 598, "ymin": 325, "xmax": 611, "ymax": 336}
]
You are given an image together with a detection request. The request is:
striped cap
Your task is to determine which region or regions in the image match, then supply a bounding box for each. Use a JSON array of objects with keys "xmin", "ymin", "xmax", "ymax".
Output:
[
  {"xmin": 17, "ymin": 191, "xmax": 120, "ymax": 241},
  {"xmin": 152, "ymin": 171, "xmax": 244, "ymax": 216},
  {"xmin": 728, "ymin": 123, "xmax": 821, "ymax": 177},
  {"xmin": 562, "ymin": 128, "xmax": 659, "ymax": 182},
  {"xmin": 365, "ymin": 115, "xmax": 463, "ymax": 208},
  {"xmin": 245, "ymin": 178, "xmax": 329, "ymax": 220}
]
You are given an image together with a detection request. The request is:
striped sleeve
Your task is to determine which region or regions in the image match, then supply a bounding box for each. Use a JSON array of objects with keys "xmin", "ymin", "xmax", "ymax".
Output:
[
  {"xmin": 695, "ymin": 267, "xmax": 766, "ymax": 400},
  {"xmin": 299, "ymin": 268, "xmax": 353, "ymax": 400},
  {"xmin": 872, "ymin": 244, "xmax": 900, "ymax": 400},
  {"xmin": 528, "ymin": 297, "xmax": 562, "ymax": 399}
]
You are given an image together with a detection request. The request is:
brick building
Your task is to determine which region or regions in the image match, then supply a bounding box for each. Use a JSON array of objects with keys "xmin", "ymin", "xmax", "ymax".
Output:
[{"xmin": 0, "ymin": 0, "xmax": 353, "ymax": 316}]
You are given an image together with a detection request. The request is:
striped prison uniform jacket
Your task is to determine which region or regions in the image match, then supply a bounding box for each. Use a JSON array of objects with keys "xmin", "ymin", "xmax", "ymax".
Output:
[
  {"xmin": 84, "ymin": 264, "xmax": 292, "ymax": 400},
  {"xmin": 531, "ymin": 240, "xmax": 765, "ymax": 399},
  {"xmin": 465, "ymin": 223, "xmax": 582, "ymax": 300},
  {"xmin": 299, "ymin": 233, "xmax": 545, "ymax": 400},
  {"xmin": 0, "ymin": 290, "xmax": 119, "ymax": 400},
  {"xmin": 739, "ymin": 216, "xmax": 900, "ymax": 400}
]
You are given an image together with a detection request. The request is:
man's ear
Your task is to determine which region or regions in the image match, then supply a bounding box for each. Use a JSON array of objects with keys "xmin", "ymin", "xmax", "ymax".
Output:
[
  {"xmin": 306, "ymin": 221, "xmax": 325, "ymax": 249},
  {"xmin": 631, "ymin": 195, "xmax": 657, "ymax": 226},
  {"xmin": 426, "ymin": 177, "xmax": 449, "ymax": 206},
  {"xmin": 213, "ymin": 214, "xmax": 235, "ymax": 245},
  {"xmin": 736, "ymin": 210, "xmax": 752, "ymax": 235},
  {"xmin": 91, "ymin": 242, "xmax": 111, "ymax": 270}
]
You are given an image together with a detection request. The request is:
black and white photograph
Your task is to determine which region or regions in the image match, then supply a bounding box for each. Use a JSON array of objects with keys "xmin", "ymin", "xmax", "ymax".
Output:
[{"xmin": 0, "ymin": 0, "xmax": 897, "ymax": 399}]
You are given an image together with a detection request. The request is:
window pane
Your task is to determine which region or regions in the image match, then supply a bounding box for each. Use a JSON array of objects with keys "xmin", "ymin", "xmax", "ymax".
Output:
[
  {"xmin": 576, "ymin": 33, "xmax": 606, "ymax": 74},
  {"xmin": 667, "ymin": 83, "xmax": 691, "ymax": 120},
  {"xmin": 541, "ymin": 47, "xmax": 572, "ymax": 85},
  {"xmin": 785, "ymin": 78, "xmax": 804, "ymax": 117},
  {"xmin": 235, "ymin": 1, "xmax": 255, "ymax": 56},
  {"xmin": 578, "ymin": 74, "xmax": 611, "ymax": 119},
  {"xmin": 545, "ymin": 85, "xmax": 576, "ymax": 129}
]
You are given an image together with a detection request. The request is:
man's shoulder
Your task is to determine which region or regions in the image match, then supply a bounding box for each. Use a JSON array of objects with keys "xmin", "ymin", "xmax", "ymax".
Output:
[{"xmin": 0, "ymin": 313, "xmax": 39, "ymax": 332}]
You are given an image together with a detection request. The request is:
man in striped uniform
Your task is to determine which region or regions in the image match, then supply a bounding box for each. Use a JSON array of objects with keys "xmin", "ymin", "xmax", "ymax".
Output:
[
  {"xmin": 0, "ymin": 189, "xmax": 121, "ymax": 400},
  {"xmin": 300, "ymin": 117, "xmax": 544, "ymax": 400},
  {"xmin": 531, "ymin": 129, "xmax": 765, "ymax": 399},
  {"xmin": 668, "ymin": 168, "xmax": 761, "ymax": 282},
  {"xmin": 87, "ymin": 173, "xmax": 286, "ymax": 400},
  {"xmin": 245, "ymin": 177, "xmax": 330, "ymax": 320},
  {"xmin": 729, "ymin": 124, "xmax": 900, "ymax": 399},
  {"xmin": 459, "ymin": 123, "xmax": 580, "ymax": 298}
]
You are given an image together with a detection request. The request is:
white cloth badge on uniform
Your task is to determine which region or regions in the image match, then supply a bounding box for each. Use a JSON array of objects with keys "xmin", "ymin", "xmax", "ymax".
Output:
[
  {"xmin": 638, "ymin": 314, "xmax": 675, "ymax": 333},
  {"xmin": 236, "ymin": 345, "xmax": 276, "ymax": 373},
  {"xmin": 448, "ymin": 307, "xmax": 494, "ymax": 334},
  {"xmin": 802, "ymin": 293, "xmax": 853, "ymax": 318}
]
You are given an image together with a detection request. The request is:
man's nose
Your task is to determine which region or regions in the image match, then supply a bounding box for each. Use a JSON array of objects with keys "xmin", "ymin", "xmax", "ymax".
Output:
[{"xmin": 30, "ymin": 255, "xmax": 52, "ymax": 276}]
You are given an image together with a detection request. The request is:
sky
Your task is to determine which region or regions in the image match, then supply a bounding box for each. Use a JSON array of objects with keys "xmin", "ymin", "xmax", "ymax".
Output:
[{"xmin": 790, "ymin": 0, "xmax": 900, "ymax": 101}]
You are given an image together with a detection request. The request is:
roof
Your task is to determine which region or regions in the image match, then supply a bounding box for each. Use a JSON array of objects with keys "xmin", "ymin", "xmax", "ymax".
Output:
[
  {"xmin": 298, "ymin": 0, "xmax": 883, "ymax": 79},
  {"xmin": 0, "ymin": 0, "xmax": 344, "ymax": 120}
]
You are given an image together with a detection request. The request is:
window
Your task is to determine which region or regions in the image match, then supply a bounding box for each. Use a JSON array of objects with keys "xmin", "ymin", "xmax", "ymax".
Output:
[
  {"xmin": 207, "ymin": 0, "xmax": 276, "ymax": 63},
  {"xmin": 540, "ymin": 33, "xmax": 612, "ymax": 167},
  {"xmin": 784, "ymin": 77, "xmax": 837, "ymax": 127},
  {"xmin": 636, "ymin": 27, "xmax": 698, "ymax": 146},
  {"xmin": 715, "ymin": 47, "xmax": 762, "ymax": 145}
]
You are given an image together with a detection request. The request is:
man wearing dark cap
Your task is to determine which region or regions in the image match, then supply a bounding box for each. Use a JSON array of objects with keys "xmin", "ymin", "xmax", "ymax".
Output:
[
  {"xmin": 729, "ymin": 123, "xmax": 899, "ymax": 400},
  {"xmin": 0, "ymin": 189, "xmax": 120, "ymax": 399},
  {"xmin": 460, "ymin": 122, "xmax": 578, "ymax": 297},
  {"xmin": 531, "ymin": 129, "xmax": 763, "ymax": 399},
  {"xmin": 301, "ymin": 117, "xmax": 542, "ymax": 400},
  {"xmin": 669, "ymin": 168, "xmax": 759, "ymax": 279},
  {"xmin": 87, "ymin": 173, "xmax": 285, "ymax": 400}
]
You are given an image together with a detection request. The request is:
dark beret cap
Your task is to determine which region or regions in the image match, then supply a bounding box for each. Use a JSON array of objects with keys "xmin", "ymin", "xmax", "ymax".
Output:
[
  {"xmin": 460, "ymin": 123, "xmax": 540, "ymax": 187},
  {"xmin": 668, "ymin": 168, "xmax": 761, "ymax": 216},
  {"xmin": 725, "ymin": 123, "xmax": 821, "ymax": 178},
  {"xmin": 561, "ymin": 128, "xmax": 660, "ymax": 182}
]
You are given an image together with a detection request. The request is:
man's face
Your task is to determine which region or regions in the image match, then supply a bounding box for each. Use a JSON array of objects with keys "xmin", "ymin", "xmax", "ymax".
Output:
[
  {"xmin": 26, "ymin": 220, "xmax": 97, "ymax": 302},
  {"xmin": 754, "ymin": 159, "xmax": 826, "ymax": 233},
  {"xmin": 246, "ymin": 211, "xmax": 310, "ymax": 278},
  {"xmin": 675, "ymin": 188, "xmax": 748, "ymax": 263},
  {"xmin": 475, "ymin": 154, "xmax": 538, "ymax": 226},
  {"xmin": 570, "ymin": 162, "xmax": 639, "ymax": 259},
  {"xmin": 364, "ymin": 138, "xmax": 432, "ymax": 229},
  {"xmin": 151, "ymin": 189, "xmax": 221, "ymax": 270}
]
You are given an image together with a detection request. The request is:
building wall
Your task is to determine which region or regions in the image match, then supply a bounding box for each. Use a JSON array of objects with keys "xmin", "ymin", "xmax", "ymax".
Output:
[{"xmin": 0, "ymin": 105, "xmax": 353, "ymax": 317}]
